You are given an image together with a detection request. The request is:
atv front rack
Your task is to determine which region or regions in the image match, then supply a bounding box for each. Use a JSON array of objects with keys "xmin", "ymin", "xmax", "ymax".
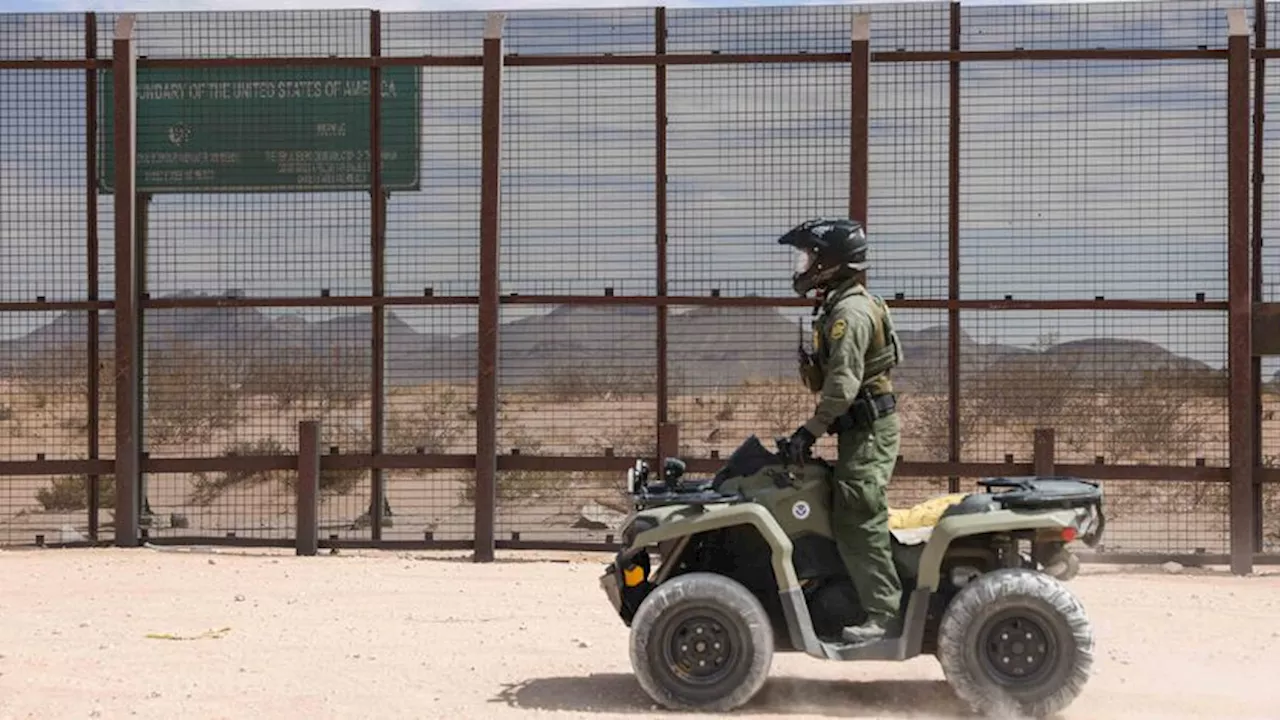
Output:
[{"xmin": 630, "ymin": 479, "xmax": 744, "ymax": 510}]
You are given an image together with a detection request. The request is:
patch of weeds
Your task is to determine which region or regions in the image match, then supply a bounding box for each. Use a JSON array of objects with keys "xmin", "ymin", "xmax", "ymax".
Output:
[
  {"xmin": 36, "ymin": 474, "xmax": 116, "ymax": 512},
  {"xmin": 188, "ymin": 437, "xmax": 363, "ymax": 506}
]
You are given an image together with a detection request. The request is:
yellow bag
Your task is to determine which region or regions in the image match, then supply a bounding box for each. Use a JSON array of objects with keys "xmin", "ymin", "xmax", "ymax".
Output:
[{"xmin": 888, "ymin": 493, "xmax": 968, "ymax": 530}]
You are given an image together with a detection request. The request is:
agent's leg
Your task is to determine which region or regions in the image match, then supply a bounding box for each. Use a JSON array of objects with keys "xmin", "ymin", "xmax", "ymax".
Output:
[{"xmin": 829, "ymin": 412, "xmax": 903, "ymax": 644}]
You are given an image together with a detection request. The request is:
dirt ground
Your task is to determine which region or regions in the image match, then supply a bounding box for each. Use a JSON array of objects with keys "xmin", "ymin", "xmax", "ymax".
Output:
[{"xmin": 1, "ymin": 548, "xmax": 1278, "ymax": 720}]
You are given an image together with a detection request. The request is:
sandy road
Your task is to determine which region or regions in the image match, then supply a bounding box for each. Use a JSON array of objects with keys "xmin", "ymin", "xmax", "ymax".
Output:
[{"xmin": 1, "ymin": 547, "xmax": 1278, "ymax": 720}]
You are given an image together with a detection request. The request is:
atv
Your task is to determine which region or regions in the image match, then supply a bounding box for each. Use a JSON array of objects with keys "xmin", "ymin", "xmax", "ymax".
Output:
[{"xmin": 598, "ymin": 434, "xmax": 1106, "ymax": 717}]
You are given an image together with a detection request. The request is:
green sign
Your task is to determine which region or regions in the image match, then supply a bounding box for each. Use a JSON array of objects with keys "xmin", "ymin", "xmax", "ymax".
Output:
[{"xmin": 98, "ymin": 66, "xmax": 420, "ymax": 193}]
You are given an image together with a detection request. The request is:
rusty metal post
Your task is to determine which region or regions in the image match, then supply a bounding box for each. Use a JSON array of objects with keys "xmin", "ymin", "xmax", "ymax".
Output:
[
  {"xmin": 112, "ymin": 14, "xmax": 140, "ymax": 548},
  {"xmin": 85, "ymin": 11, "xmax": 101, "ymax": 541},
  {"xmin": 1252, "ymin": 0, "xmax": 1267, "ymax": 554},
  {"xmin": 849, "ymin": 13, "xmax": 869, "ymax": 226},
  {"xmin": 135, "ymin": 193, "xmax": 151, "ymax": 525},
  {"xmin": 1226, "ymin": 8, "xmax": 1255, "ymax": 575},
  {"xmin": 947, "ymin": 1, "xmax": 962, "ymax": 494},
  {"xmin": 369, "ymin": 9, "xmax": 388, "ymax": 540},
  {"xmin": 474, "ymin": 12, "xmax": 506, "ymax": 563},
  {"xmin": 654, "ymin": 7, "xmax": 672, "ymax": 467},
  {"xmin": 1033, "ymin": 428, "xmax": 1055, "ymax": 477},
  {"xmin": 659, "ymin": 423, "xmax": 679, "ymax": 464},
  {"xmin": 297, "ymin": 421, "xmax": 320, "ymax": 556}
]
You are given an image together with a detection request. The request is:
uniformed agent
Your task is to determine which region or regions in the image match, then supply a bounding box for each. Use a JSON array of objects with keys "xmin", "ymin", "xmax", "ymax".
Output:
[{"xmin": 778, "ymin": 216, "xmax": 904, "ymax": 646}]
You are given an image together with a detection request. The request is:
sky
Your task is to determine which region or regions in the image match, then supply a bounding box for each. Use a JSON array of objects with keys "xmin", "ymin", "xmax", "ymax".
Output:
[{"xmin": 0, "ymin": 0, "xmax": 1268, "ymax": 373}]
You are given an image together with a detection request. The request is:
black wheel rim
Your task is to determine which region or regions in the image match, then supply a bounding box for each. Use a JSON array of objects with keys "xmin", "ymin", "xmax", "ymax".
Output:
[
  {"xmin": 660, "ymin": 608, "xmax": 741, "ymax": 686},
  {"xmin": 979, "ymin": 610, "xmax": 1057, "ymax": 687}
]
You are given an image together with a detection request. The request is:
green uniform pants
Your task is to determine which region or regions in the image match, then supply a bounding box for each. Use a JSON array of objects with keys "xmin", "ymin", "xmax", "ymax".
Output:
[{"xmin": 831, "ymin": 411, "xmax": 903, "ymax": 624}]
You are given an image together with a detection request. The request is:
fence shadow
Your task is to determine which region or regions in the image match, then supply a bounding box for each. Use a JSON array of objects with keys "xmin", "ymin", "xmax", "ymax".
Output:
[{"xmin": 493, "ymin": 673, "xmax": 968, "ymax": 718}]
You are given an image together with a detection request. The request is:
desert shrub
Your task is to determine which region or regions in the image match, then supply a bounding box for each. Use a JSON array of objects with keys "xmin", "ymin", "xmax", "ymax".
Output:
[
  {"xmin": 240, "ymin": 349, "xmax": 368, "ymax": 411},
  {"xmin": 541, "ymin": 367, "xmax": 656, "ymax": 404},
  {"xmin": 579, "ymin": 423, "xmax": 654, "ymax": 459},
  {"xmin": 188, "ymin": 436, "xmax": 363, "ymax": 506},
  {"xmin": 733, "ymin": 377, "xmax": 813, "ymax": 439},
  {"xmin": 145, "ymin": 343, "xmax": 243, "ymax": 445},
  {"xmin": 460, "ymin": 423, "xmax": 559, "ymax": 503},
  {"xmin": 36, "ymin": 474, "xmax": 116, "ymax": 512},
  {"xmin": 385, "ymin": 384, "xmax": 472, "ymax": 454}
]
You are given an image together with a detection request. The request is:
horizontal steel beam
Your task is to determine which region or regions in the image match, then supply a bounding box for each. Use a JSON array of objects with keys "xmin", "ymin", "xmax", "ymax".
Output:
[
  {"xmin": 0, "ymin": 459, "xmax": 115, "ymax": 476},
  {"xmin": 0, "ymin": 47, "xmax": 1233, "ymax": 73},
  {"xmin": 0, "ymin": 300, "xmax": 117, "ymax": 313},
  {"xmin": 0, "ymin": 455, "xmax": 1245, "ymax": 482},
  {"xmin": 130, "ymin": 294, "xmax": 1228, "ymax": 312},
  {"xmin": 18, "ymin": 536, "xmax": 1280, "ymax": 566}
]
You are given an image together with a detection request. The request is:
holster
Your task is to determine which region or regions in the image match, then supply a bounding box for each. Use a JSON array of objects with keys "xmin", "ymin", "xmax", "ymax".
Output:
[
  {"xmin": 826, "ymin": 387, "xmax": 896, "ymax": 436},
  {"xmin": 798, "ymin": 350, "xmax": 823, "ymax": 392}
]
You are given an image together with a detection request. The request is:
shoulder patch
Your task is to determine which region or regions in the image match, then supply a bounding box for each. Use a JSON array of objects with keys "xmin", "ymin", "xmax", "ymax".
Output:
[{"xmin": 830, "ymin": 318, "xmax": 847, "ymax": 340}]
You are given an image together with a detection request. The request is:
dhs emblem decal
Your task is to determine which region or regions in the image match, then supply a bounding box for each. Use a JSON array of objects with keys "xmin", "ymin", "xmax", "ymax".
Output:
[{"xmin": 791, "ymin": 500, "xmax": 811, "ymax": 521}]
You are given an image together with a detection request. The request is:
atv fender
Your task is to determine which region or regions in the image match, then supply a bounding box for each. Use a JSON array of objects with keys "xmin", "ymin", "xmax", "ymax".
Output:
[
  {"xmin": 628, "ymin": 503, "xmax": 827, "ymax": 658},
  {"xmin": 916, "ymin": 508, "xmax": 1082, "ymax": 591}
]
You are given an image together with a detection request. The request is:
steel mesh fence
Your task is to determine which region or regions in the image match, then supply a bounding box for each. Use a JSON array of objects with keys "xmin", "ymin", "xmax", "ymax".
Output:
[
  {"xmin": 384, "ymin": 67, "xmax": 482, "ymax": 299},
  {"xmin": 959, "ymin": 58, "xmax": 1228, "ymax": 302},
  {"xmin": 959, "ymin": 0, "xmax": 1250, "ymax": 51},
  {"xmin": 958, "ymin": 310, "xmax": 1229, "ymax": 467},
  {"xmin": 0, "ymin": 4, "xmax": 1273, "ymax": 567},
  {"xmin": 870, "ymin": 61, "xmax": 950, "ymax": 300},
  {"xmin": 506, "ymin": 8, "xmax": 654, "ymax": 56},
  {"xmin": 666, "ymin": 3, "xmax": 950, "ymax": 55},
  {"xmin": 496, "ymin": 304, "xmax": 656, "ymax": 457},
  {"xmin": 94, "ymin": 10, "xmax": 370, "ymax": 59},
  {"xmin": 666, "ymin": 61, "xmax": 849, "ymax": 298},
  {"xmin": 384, "ymin": 470, "xmax": 475, "ymax": 543},
  {"xmin": 501, "ymin": 65, "xmax": 655, "ymax": 296}
]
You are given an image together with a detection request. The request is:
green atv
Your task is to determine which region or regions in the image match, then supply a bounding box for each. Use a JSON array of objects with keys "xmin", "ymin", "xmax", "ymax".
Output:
[{"xmin": 599, "ymin": 434, "xmax": 1106, "ymax": 717}]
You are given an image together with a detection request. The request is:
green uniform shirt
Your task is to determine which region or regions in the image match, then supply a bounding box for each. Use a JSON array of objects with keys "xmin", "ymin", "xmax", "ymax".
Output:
[{"xmin": 802, "ymin": 277, "xmax": 896, "ymax": 438}]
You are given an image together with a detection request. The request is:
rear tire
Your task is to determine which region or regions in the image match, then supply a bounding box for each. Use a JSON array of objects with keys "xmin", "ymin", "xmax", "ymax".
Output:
[
  {"xmin": 629, "ymin": 572, "xmax": 774, "ymax": 712},
  {"xmin": 936, "ymin": 568, "xmax": 1093, "ymax": 718}
]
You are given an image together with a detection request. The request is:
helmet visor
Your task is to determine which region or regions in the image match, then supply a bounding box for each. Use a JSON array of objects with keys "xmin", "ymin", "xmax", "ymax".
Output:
[{"xmin": 792, "ymin": 247, "xmax": 815, "ymax": 275}]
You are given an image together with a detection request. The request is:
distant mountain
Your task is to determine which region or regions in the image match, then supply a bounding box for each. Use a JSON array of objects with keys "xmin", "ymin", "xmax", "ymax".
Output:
[{"xmin": 0, "ymin": 293, "xmax": 1219, "ymax": 394}]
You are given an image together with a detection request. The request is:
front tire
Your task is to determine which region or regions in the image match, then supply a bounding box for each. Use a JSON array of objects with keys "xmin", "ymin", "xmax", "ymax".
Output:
[
  {"xmin": 629, "ymin": 572, "xmax": 774, "ymax": 712},
  {"xmin": 936, "ymin": 568, "xmax": 1094, "ymax": 718}
]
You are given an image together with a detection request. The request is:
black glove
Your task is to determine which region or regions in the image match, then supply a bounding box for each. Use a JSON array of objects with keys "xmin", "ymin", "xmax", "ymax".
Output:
[{"xmin": 785, "ymin": 426, "xmax": 816, "ymax": 465}]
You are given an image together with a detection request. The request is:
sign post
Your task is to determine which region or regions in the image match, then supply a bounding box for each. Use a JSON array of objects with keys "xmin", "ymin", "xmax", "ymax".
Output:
[{"xmin": 96, "ymin": 62, "xmax": 421, "ymax": 534}]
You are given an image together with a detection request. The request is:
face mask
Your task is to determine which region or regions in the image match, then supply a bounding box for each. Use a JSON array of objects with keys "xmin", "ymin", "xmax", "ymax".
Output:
[{"xmin": 792, "ymin": 248, "xmax": 815, "ymax": 275}]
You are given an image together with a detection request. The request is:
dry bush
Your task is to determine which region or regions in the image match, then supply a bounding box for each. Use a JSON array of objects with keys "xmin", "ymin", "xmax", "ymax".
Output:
[
  {"xmin": 539, "ymin": 367, "xmax": 656, "ymax": 404},
  {"xmin": 145, "ymin": 343, "xmax": 242, "ymax": 446},
  {"xmin": 899, "ymin": 392, "xmax": 980, "ymax": 462},
  {"xmin": 460, "ymin": 418, "xmax": 560, "ymax": 503},
  {"xmin": 733, "ymin": 377, "xmax": 814, "ymax": 440},
  {"xmin": 35, "ymin": 474, "xmax": 116, "ymax": 512},
  {"xmin": 1079, "ymin": 372, "xmax": 1214, "ymax": 465},
  {"xmin": 1265, "ymin": 486, "xmax": 1280, "ymax": 545},
  {"xmin": 240, "ymin": 349, "xmax": 367, "ymax": 411},
  {"xmin": 385, "ymin": 384, "xmax": 473, "ymax": 454},
  {"xmin": 578, "ymin": 422, "xmax": 654, "ymax": 459},
  {"xmin": 188, "ymin": 433, "xmax": 365, "ymax": 507},
  {"xmin": 959, "ymin": 361, "xmax": 1217, "ymax": 467},
  {"xmin": 668, "ymin": 377, "xmax": 813, "ymax": 457}
]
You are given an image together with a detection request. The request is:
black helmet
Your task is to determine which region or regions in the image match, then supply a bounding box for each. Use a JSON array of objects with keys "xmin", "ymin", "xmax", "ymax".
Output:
[{"xmin": 776, "ymin": 217, "xmax": 868, "ymax": 296}]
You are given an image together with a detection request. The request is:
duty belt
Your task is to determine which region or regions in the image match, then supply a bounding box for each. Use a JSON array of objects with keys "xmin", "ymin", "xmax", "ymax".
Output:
[{"xmin": 827, "ymin": 388, "xmax": 896, "ymax": 435}]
